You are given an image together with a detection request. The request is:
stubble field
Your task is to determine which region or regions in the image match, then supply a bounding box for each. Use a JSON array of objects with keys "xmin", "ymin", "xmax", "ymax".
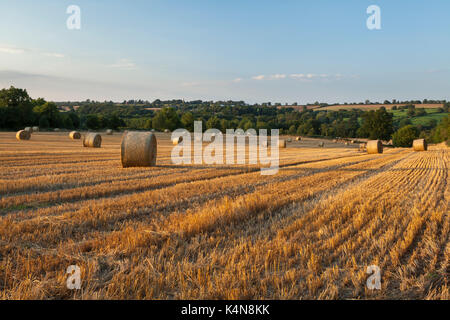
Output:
[{"xmin": 0, "ymin": 132, "xmax": 448, "ymax": 299}]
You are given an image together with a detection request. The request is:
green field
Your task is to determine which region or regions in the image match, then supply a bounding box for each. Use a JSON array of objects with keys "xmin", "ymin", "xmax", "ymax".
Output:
[{"xmin": 389, "ymin": 108, "xmax": 449, "ymax": 126}]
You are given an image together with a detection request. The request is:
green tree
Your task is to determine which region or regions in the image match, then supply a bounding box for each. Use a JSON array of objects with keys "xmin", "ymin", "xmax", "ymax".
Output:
[
  {"xmin": 181, "ymin": 112, "xmax": 194, "ymax": 131},
  {"xmin": 431, "ymin": 115, "xmax": 449, "ymax": 144},
  {"xmin": 33, "ymin": 102, "xmax": 60, "ymax": 127},
  {"xmin": 407, "ymin": 105, "xmax": 416, "ymax": 117},
  {"xmin": 414, "ymin": 108, "xmax": 427, "ymax": 117},
  {"xmin": 32, "ymin": 98, "xmax": 46, "ymax": 107},
  {"xmin": 288, "ymin": 125, "xmax": 297, "ymax": 135},
  {"xmin": 86, "ymin": 114, "xmax": 101, "ymax": 129},
  {"xmin": 398, "ymin": 118, "xmax": 412, "ymax": 128},
  {"xmin": 144, "ymin": 118, "xmax": 153, "ymax": 130},
  {"xmin": 152, "ymin": 107, "xmax": 180, "ymax": 131},
  {"xmin": 39, "ymin": 116, "xmax": 50, "ymax": 129},
  {"xmin": 360, "ymin": 109, "xmax": 394, "ymax": 140},
  {"xmin": 220, "ymin": 119, "xmax": 230, "ymax": 132},
  {"xmin": 67, "ymin": 112, "xmax": 80, "ymax": 129},
  {"xmin": 61, "ymin": 115, "xmax": 74, "ymax": 129},
  {"xmin": 392, "ymin": 125, "xmax": 419, "ymax": 147},
  {"xmin": 0, "ymin": 86, "xmax": 34, "ymax": 128},
  {"xmin": 109, "ymin": 114, "xmax": 125, "ymax": 130},
  {"xmin": 206, "ymin": 116, "xmax": 221, "ymax": 130}
]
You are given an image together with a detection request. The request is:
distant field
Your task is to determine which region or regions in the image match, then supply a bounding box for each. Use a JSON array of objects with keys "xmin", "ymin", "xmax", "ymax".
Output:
[
  {"xmin": 0, "ymin": 132, "xmax": 448, "ymax": 299},
  {"xmin": 390, "ymin": 108, "xmax": 449, "ymax": 125},
  {"xmin": 317, "ymin": 104, "xmax": 444, "ymax": 111}
]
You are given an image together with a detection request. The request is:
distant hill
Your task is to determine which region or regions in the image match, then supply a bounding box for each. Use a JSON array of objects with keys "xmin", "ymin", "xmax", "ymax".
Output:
[
  {"xmin": 277, "ymin": 103, "xmax": 444, "ymax": 111},
  {"xmin": 316, "ymin": 104, "xmax": 444, "ymax": 111}
]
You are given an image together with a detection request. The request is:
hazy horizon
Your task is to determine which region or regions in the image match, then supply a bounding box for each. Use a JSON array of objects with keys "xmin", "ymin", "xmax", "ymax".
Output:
[{"xmin": 1, "ymin": 0, "xmax": 450, "ymax": 103}]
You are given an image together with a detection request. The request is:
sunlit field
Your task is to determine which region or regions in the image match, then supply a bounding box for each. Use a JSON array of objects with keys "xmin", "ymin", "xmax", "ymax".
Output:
[{"xmin": 0, "ymin": 131, "xmax": 448, "ymax": 299}]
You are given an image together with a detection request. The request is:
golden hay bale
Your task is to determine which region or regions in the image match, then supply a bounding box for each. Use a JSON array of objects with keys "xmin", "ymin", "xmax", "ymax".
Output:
[
  {"xmin": 106, "ymin": 129, "xmax": 113, "ymax": 135},
  {"xmin": 69, "ymin": 131, "xmax": 81, "ymax": 140},
  {"xmin": 24, "ymin": 127, "xmax": 33, "ymax": 134},
  {"xmin": 16, "ymin": 130, "xmax": 31, "ymax": 141},
  {"xmin": 32, "ymin": 126, "xmax": 39, "ymax": 132},
  {"xmin": 318, "ymin": 142, "xmax": 325, "ymax": 147},
  {"xmin": 172, "ymin": 136, "xmax": 183, "ymax": 145},
  {"xmin": 367, "ymin": 140, "xmax": 383, "ymax": 154},
  {"xmin": 350, "ymin": 140, "xmax": 355, "ymax": 144},
  {"xmin": 333, "ymin": 139, "xmax": 337, "ymax": 143},
  {"xmin": 359, "ymin": 143, "xmax": 366, "ymax": 151},
  {"xmin": 121, "ymin": 131, "xmax": 157, "ymax": 167},
  {"xmin": 278, "ymin": 139, "xmax": 286, "ymax": 148},
  {"xmin": 83, "ymin": 133, "xmax": 102, "ymax": 148},
  {"xmin": 413, "ymin": 139, "xmax": 427, "ymax": 151},
  {"xmin": 296, "ymin": 136, "xmax": 301, "ymax": 141}
]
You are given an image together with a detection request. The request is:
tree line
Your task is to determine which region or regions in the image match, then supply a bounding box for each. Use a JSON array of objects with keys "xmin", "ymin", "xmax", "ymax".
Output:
[{"xmin": 1, "ymin": 86, "xmax": 448, "ymax": 147}]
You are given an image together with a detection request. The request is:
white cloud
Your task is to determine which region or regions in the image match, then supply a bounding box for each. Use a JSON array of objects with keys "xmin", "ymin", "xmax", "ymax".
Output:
[
  {"xmin": 252, "ymin": 74, "xmax": 286, "ymax": 80},
  {"xmin": 0, "ymin": 46, "xmax": 26, "ymax": 54},
  {"xmin": 250, "ymin": 73, "xmax": 348, "ymax": 82},
  {"xmin": 0, "ymin": 45, "xmax": 66, "ymax": 59},
  {"xmin": 289, "ymin": 73, "xmax": 347, "ymax": 81},
  {"xmin": 43, "ymin": 52, "xmax": 65, "ymax": 58},
  {"xmin": 233, "ymin": 78, "xmax": 242, "ymax": 83},
  {"xmin": 271, "ymin": 74, "xmax": 286, "ymax": 79},
  {"xmin": 181, "ymin": 81, "xmax": 200, "ymax": 87},
  {"xmin": 252, "ymin": 75, "xmax": 265, "ymax": 80},
  {"xmin": 108, "ymin": 58, "xmax": 136, "ymax": 69}
]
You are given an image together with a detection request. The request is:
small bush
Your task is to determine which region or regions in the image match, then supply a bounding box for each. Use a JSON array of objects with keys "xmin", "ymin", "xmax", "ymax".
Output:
[{"xmin": 393, "ymin": 125, "xmax": 419, "ymax": 147}]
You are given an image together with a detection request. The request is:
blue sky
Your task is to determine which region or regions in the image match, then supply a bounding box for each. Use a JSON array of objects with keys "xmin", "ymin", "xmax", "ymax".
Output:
[{"xmin": 0, "ymin": 0, "xmax": 449, "ymax": 103}]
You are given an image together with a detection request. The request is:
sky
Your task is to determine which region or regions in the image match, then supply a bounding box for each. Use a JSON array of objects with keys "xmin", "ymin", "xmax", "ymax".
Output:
[{"xmin": 0, "ymin": 0, "xmax": 449, "ymax": 104}]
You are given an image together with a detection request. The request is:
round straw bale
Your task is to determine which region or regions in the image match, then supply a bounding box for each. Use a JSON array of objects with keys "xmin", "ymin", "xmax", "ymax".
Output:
[
  {"xmin": 367, "ymin": 140, "xmax": 383, "ymax": 154},
  {"xmin": 16, "ymin": 130, "xmax": 31, "ymax": 141},
  {"xmin": 296, "ymin": 136, "xmax": 301, "ymax": 141},
  {"xmin": 24, "ymin": 127, "xmax": 33, "ymax": 134},
  {"xmin": 32, "ymin": 126, "xmax": 39, "ymax": 132},
  {"xmin": 359, "ymin": 143, "xmax": 366, "ymax": 151},
  {"xmin": 278, "ymin": 139, "xmax": 286, "ymax": 148},
  {"xmin": 413, "ymin": 139, "xmax": 427, "ymax": 151},
  {"xmin": 121, "ymin": 131, "xmax": 157, "ymax": 167},
  {"xmin": 69, "ymin": 131, "xmax": 81, "ymax": 140},
  {"xmin": 106, "ymin": 129, "xmax": 113, "ymax": 135},
  {"xmin": 172, "ymin": 136, "xmax": 183, "ymax": 145},
  {"xmin": 83, "ymin": 133, "xmax": 102, "ymax": 148}
]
